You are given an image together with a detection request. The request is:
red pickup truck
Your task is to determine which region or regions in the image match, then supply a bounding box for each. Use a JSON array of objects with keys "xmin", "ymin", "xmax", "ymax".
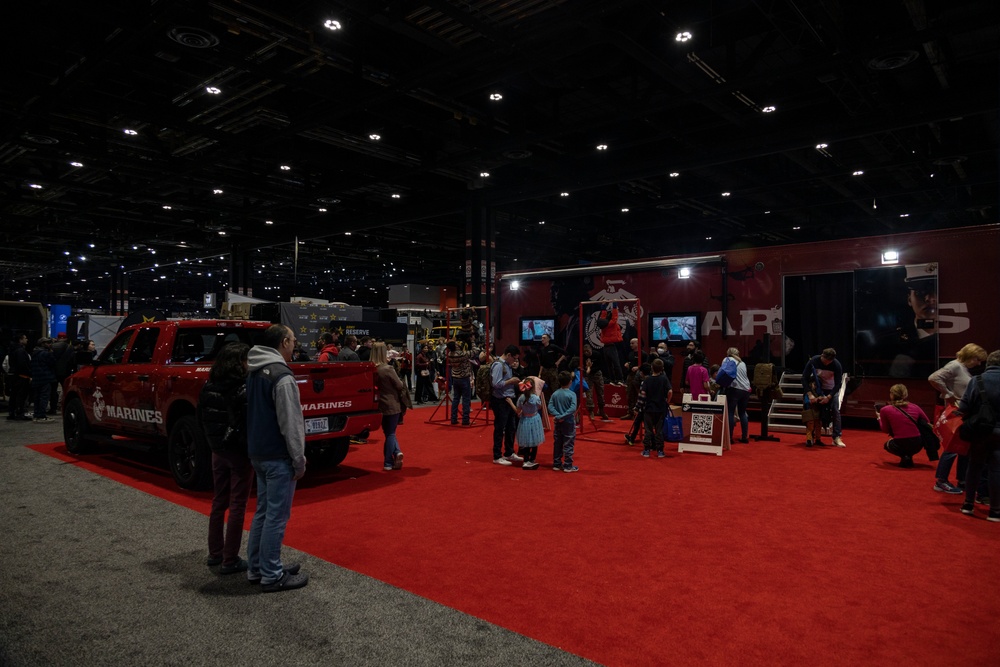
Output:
[{"xmin": 62, "ymin": 319, "xmax": 381, "ymax": 489}]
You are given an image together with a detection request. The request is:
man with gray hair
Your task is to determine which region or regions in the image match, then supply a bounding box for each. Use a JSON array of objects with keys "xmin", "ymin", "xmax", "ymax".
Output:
[{"xmin": 245, "ymin": 324, "xmax": 308, "ymax": 592}]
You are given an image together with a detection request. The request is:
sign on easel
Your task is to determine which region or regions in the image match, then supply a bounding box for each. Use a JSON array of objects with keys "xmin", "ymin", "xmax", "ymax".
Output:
[{"xmin": 677, "ymin": 394, "xmax": 730, "ymax": 456}]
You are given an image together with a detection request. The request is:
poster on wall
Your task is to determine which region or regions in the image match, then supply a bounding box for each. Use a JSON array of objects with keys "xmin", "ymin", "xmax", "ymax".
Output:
[{"xmin": 854, "ymin": 263, "xmax": 938, "ymax": 378}]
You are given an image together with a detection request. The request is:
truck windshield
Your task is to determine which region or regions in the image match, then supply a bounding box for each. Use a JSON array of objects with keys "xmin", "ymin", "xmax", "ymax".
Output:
[{"xmin": 171, "ymin": 327, "xmax": 266, "ymax": 363}]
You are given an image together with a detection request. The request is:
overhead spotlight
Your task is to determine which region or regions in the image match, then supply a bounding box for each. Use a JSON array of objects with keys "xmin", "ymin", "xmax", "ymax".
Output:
[
  {"xmin": 205, "ymin": 86, "xmax": 221, "ymax": 95},
  {"xmin": 899, "ymin": 213, "xmax": 910, "ymax": 218},
  {"xmin": 489, "ymin": 92, "xmax": 503, "ymax": 101},
  {"xmin": 792, "ymin": 226, "xmax": 801, "ymax": 230},
  {"xmin": 324, "ymin": 19, "xmax": 342, "ymax": 30},
  {"xmin": 676, "ymin": 31, "xmax": 692, "ymax": 42},
  {"xmin": 265, "ymin": 220, "xmax": 273, "ymax": 225},
  {"xmin": 762, "ymin": 105, "xmax": 776, "ymax": 113},
  {"xmin": 369, "ymin": 133, "xmax": 381, "ymax": 141},
  {"xmin": 705, "ymin": 236, "xmax": 712, "ymax": 240},
  {"xmin": 28, "ymin": 183, "xmax": 43, "ymax": 189},
  {"xmin": 280, "ymin": 165, "xmax": 291, "ymax": 171},
  {"xmin": 669, "ymin": 172, "xmax": 680, "ymax": 178},
  {"xmin": 510, "ymin": 280, "xmax": 520, "ymax": 291},
  {"xmin": 721, "ymin": 192, "xmax": 731, "ymax": 197},
  {"xmin": 538, "ymin": 220, "xmax": 545, "ymax": 225},
  {"xmin": 162, "ymin": 205, "xmax": 172, "ymax": 210},
  {"xmin": 345, "ymin": 232, "xmax": 352, "ymax": 236},
  {"xmin": 123, "ymin": 129, "xmax": 138, "ymax": 135},
  {"xmin": 596, "ymin": 144, "xmax": 608, "ymax": 151},
  {"xmin": 621, "ymin": 207, "xmax": 629, "ymax": 213},
  {"xmin": 318, "ymin": 208, "xmax": 327, "ymax": 212},
  {"xmin": 480, "ymin": 171, "xmax": 490, "ymax": 178},
  {"xmin": 391, "ymin": 193, "xmax": 401, "ymax": 199},
  {"xmin": 213, "ymin": 188, "xmax": 223, "ymax": 194},
  {"xmin": 678, "ymin": 268, "xmax": 691, "ymax": 279},
  {"xmin": 69, "ymin": 161, "xmax": 84, "ymax": 167},
  {"xmin": 853, "ymin": 170, "xmax": 864, "ymax": 176},
  {"xmin": 560, "ymin": 192, "xmax": 569, "ymax": 197},
  {"xmin": 218, "ymin": 230, "xmax": 226, "ymax": 236},
  {"xmin": 881, "ymin": 250, "xmax": 899, "ymax": 265},
  {"xmin": 815, "ymin": 143, "xmax": 828, "ymax": 150}
]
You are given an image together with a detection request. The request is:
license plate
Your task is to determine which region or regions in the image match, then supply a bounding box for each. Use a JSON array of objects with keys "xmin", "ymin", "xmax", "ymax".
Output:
[{"xmin": 305, "ymin": 417, "xmax": 329, "ymax": 435}]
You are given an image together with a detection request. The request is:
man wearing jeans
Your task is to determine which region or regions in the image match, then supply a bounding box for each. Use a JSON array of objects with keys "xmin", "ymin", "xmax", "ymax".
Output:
[
  {"xmin": 490, "ymin": 345, "xmax": 523, "ymax": 465},
  {"xmin": 802, "ymin": 348, "xmax": 846, "ymax": 447},
  {"xmin": 246, "ymin": 324, "xmax": 308, "ymax": 592}
]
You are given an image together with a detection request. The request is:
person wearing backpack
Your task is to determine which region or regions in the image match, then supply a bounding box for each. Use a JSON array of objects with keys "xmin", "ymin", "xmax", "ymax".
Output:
[
  {"xmin": 958, "ymin": 349, "xmax": 1000, "ymax": 521},
  {"xmin": 720, "ymin": 347, "xmax": 751, "ymax": 443},
  {"xmin": 802, "ymin": 348, "xmax": 846, "ymax": 447}
]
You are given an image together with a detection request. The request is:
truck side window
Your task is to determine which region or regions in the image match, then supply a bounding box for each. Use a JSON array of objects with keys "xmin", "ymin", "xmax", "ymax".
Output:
[
  {"xmin": 128, "ymin": 328, "xmax": 160, "ymax": 364},
  {"xmin": 101, "ymin": 331, "xmax": 133, "ymax": 365}
]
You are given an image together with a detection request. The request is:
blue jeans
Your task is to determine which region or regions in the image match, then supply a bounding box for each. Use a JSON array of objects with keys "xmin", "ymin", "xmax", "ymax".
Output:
[
  {"xmin": 382, "ymin": 413, "xmax": 401, "ymax": 467},
  {"xmin": 247, "ymin": 458, "xmax": 296, "ymax": 584},
  {"xmin": 491, "ymin": 396, "xmax": 516, "ymax": 460},
  {"xmin": 553, "ymin": 417, "xmax": 576, "ymax": 467},
  {"xmin": 725, "ymin": 387, "xmax": 750, "ymax": 441},
  {"xmin": 451, "ymin": 377, "xmax": 471, "ymax": 424},
  {"xmin": 935, "ymin": 451, "xmax": 968, "ymax": 484}
]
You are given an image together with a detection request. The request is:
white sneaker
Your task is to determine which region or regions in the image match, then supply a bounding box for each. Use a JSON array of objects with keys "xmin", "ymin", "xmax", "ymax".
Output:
[
  {"xmin": 505, "ymin": 453, "xmax": 524, "ymax": 462},
  {"xmin": 493, "ymin": 457, "xmax": 512, "ymax": 466},
  {"xmin": 833, "ymin": 437, "xmax": 846, "ymax": 448}
]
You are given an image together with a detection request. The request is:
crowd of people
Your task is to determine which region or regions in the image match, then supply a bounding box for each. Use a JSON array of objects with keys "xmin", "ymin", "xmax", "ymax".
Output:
[{"xmin": 3, "ymin": 333, "xmax": 96, "ymax": 422}]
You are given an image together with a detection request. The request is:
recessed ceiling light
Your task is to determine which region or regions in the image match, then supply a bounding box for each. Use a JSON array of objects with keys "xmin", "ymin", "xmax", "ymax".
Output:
[
  {"xmin": 538, "ymin": 220, "xmax": 545, "ymax": 225},
  {"xmin": 69, "ymin": 161, "xmax": 84, "ymax": 167},
  {"xmin": 489, "ymin": 92, "xmax": 503, "ymax": 101},
  {"xmin": 705, "ymin": 236, "xmax": 712, "ymax": 240},
  {"xmin": 762, "ymin": 105, "xmax": 776, "ymax": 113},
  {"xmin": 123, "ymin": 129, "xmax": 138, "ymax": 136},
  {"xmin": 669, "ymin": 172, "xmax": 680, "ymax": 178},
  {"xmin": 560, "ymin": 192, "xmax": 569, "ymax": 197},
  {"xmin": 596, "ymin": 144, "xmax": 608, "ymax": 151},
  {"xmin": 265, "ymin": 220, "xmax": 273, "ymax": 225},
  {"xmin": 324, "ymin": 19, "xmax": 342, "ymax": 30},
  {"xmin": 721, "ymin": 192, "xmax": 731, "ymax": 197},
  {"xmin": 621, "ymin": 207, "xmax": 629, "ymax": 213},
  {"xmin": 899, "ymin": 213, "xmax": 910, "ymax": 218},
  {"xmin": 480, "ymin": 171, "xmax": 490, "ymax": 178},
  {"xmin": 213, "ymin": 188, "xmax": 223, "ymax": 194},
  {"xmin": 162, "ymin": 205, "xmax": 172, "ymax": 210},
  {"xmin": 345, "ymin": 232, "xmax": 352, "ymax": 236},
  {"xmin": 218, "ymin": 231, "xmax": 226, "ymax": 235},
  {"xmin": 63, "ymin": 251, "xmax": 70, "ymax": 256},
  {"xmin": 676, "ymin": 31, "xmax": 692, "ymax": 42},
  {"xmin": 391, "ymin": 193, "xmax": 401, "ymax": 199},
  {"xmin": 28, "ymin": 183, "xmax": 43, "ymax": 189},
  {"xmin": 280, "ymin": 165, "xmax": 291, "ymax": 171},
  {"xmin": 853, "ymin": 170, "xmax": 864, "ymax": 176},
  {"xmin": 89, "ymin": 243, "xmax": 95, "ymax": 248},
  {"xmin": 318, "ymin": 208, "xmax": 327, "ymax": 212},
  {"xmin": 792, "ymin": 226, "xmax": 801, "ymax": 230},
  {"xmin": 205, "ymin": 86, "xmax": 221, "ymax": 95},
  {"xmin": 369, "ymin": 133, "xmax": 381, "ymax": 141},
  {"xmin": 816, "ymin": 143, "xmax": 828, "ymax": 150}
]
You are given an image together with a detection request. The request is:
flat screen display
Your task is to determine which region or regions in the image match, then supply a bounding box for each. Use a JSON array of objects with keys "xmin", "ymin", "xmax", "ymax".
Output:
[
  {"xmin": 650, "ymin": 313, "xmax": 700, "ymax": 344},
  {"xmin": 519, "ymin": 317, "xmax": 555, "ymax": 344}
]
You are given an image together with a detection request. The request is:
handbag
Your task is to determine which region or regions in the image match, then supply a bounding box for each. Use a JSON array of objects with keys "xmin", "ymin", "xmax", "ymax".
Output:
[
  {"xmin": 935, "ymin": 404, "xmax": 970, "ymax": 456},
  {"xmin": 895, "ymin": 406, "xmax": 940, "ymax": 460},
  {"xmin": 420, "ymin": 369, "xmax": 430, "ymax": 377},
  {"xmin": 663, "ymin": 414, "xmax": 684, "ymax": 441}
]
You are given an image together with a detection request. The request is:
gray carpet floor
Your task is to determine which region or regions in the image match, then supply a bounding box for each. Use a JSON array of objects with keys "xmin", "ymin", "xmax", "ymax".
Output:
[{"xmin": 0, "ymin": 415, "xmax": 596, "ymax": 666}]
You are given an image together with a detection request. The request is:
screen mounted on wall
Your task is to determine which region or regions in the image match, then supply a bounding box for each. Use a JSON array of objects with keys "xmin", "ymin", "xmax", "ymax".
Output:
[
  {"xmin": 519, "ymin": 317, "xmax": 555, "ymax": 344},
  {"xmin": 650, "ymin": 313, "xmax": 700, "ymax": 345}
]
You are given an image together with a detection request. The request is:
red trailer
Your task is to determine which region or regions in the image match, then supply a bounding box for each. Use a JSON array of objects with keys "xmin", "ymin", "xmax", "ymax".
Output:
[{"xmin": 494, "ymin": 224, "xmax": 999, "ymax": 420}]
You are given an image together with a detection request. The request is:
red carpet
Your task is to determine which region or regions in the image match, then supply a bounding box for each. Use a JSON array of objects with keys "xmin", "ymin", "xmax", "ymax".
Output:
[{"xmin": 30, "ymin": 409, "xmax": 1000, "ymax": 666}]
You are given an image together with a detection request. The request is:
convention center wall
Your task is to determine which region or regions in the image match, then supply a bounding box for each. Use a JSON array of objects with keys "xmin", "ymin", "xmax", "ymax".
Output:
[{"xmin": 495, "ymin": 225, "xmax": 1000, "ymax": 419}]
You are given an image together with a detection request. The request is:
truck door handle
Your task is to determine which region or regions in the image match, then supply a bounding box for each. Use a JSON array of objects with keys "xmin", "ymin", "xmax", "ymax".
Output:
[{"xmin": 138, "ymin": 375, "xmax": 150, "ymax": 381}]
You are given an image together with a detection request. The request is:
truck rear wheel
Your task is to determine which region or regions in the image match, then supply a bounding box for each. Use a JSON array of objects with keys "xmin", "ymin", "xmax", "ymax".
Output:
[
  {"xmin": 168, "ymin": 415, "xmax": 212, "ymax": 490},
  {"xmin": 63, "ymin": 398, "xmax": 95, "ymax": 454},
  {"xmin": 313, "ymin": 437, "xmax": 350, "ymax": 467}
]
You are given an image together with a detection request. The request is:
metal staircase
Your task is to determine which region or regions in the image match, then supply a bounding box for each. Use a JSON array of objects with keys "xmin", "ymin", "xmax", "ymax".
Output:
[{"xmin": 767, "ymin": 371, "xmax": 848, "ymax": 435}]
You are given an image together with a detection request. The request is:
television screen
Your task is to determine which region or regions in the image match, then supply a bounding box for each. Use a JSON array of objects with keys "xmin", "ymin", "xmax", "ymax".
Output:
[
  {"xmin": 650, "ymin": 313, "xmax": 700, "ymax": 344},
  {"xmin": 519, "ymin": 317, "xmax": 555, "ymax": 344}
]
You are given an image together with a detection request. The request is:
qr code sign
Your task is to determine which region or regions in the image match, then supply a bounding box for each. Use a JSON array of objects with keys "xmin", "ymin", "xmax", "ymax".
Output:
[{"xmin": 691, "ymin": 414, "xmax": 714, "ymax": 437}]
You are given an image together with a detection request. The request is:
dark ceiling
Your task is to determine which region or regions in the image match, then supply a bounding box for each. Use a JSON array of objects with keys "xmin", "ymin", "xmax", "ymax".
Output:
[{"xmin": 2, "ymin": 0, "xmax": 998, "ymax": 311}]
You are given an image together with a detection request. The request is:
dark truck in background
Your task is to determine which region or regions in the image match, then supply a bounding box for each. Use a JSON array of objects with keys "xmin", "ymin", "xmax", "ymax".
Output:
[{"xmin": 61, "ymin": 319, "xmax": 381, "ymax": 489}]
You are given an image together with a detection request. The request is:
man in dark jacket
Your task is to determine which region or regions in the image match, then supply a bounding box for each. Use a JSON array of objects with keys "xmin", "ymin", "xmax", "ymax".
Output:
[
  {"xmin": 29, "ymin": 337, "xmax": 56, "ymax": 421},
  {"xmin": 336, "ymin": 335, "xmax": 361, "ymax": 361},
  {"xmin": 245, "ymin": 324, "xmax": 308, "ymax": 592},
  {"xmin": 802, "ymin": 348, "xmax": 846, "ymax": 447},
  {"xmin": 6, "ymin": 334, "xmax": 32, "ymax": 421},
  {"xmin": 958, "ymin": 349, "xmax": 1000, "ymax": 521}
]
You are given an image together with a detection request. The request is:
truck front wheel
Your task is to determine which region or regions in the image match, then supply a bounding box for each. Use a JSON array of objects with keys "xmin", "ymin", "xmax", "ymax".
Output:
[
  {"xmin": 63, "ymin": 398, "xmax": 95, "ymax": 454},
  {"xmin": 168, "ymin": 415, "xmax": 212, "ymax": 490}
]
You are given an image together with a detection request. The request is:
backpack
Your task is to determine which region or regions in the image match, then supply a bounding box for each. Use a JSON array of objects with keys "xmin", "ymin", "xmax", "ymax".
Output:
[
  {"xmin": 475, "ymin": 362, "xmax": 494, "ymax": 402},
  {"xmin": 715, "ymin": 356, "xmax": 738, "ymax": 389},
  {"xmin": 959, "ymin": 376, "xmax": 997, "ymax": 441}
]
